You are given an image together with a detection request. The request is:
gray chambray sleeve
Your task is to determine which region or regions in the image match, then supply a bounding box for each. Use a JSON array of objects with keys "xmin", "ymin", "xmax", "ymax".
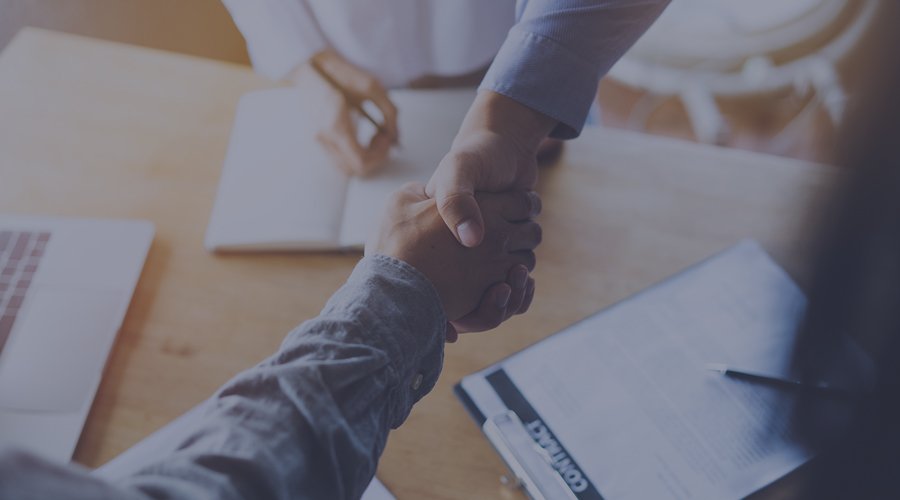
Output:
[{"xmin": 0, "ymin": 255, "xmax": 447, "ymax": 500}]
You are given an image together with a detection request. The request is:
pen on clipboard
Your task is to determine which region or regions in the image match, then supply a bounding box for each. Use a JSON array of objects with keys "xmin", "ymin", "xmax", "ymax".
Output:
[
  {"xmin": 706, "ymin": 363, "xmax": 864, "ymax": 399},
  {"xmin": 309, "ymin": 59, "xmax": 391, "ymax": 140}
]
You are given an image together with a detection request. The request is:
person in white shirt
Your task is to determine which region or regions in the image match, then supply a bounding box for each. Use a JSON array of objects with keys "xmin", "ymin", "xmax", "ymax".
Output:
[{"xmin": 223, "ymin": 1, "xmax": 518, "ymax": 176}]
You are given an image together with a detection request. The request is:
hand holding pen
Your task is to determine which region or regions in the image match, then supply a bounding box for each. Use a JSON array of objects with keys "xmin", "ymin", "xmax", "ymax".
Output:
[{"xmin": 291, "ymin": 49, "xmax": 399, "ymax": 176}]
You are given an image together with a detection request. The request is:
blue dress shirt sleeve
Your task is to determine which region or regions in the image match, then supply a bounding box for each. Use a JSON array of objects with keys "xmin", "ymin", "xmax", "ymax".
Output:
[{"xmin": 480, "ymin": 0, "xmax": 671, "ymax": 138}]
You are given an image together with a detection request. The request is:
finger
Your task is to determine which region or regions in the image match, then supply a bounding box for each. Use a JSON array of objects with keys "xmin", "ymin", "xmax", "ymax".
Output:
[
  {"xmin": 506, "ymin": 220, "xmax": 543, "ymax": 252},
  {"xmin": 320, "ymin": 131, "xmax": 384, "ymax": 176},
  {"xmin": 445, "ymin": 323, "xmax": 459, "ymax": 343},
  {"xmin": 449, "ymin": 283, "xmax": 512, "ymax": 334},
  {"xmin": 503, "ymin": 266, "xmax": 530, "ymax": 320},
  {"xmin": 516, "ymin": 277, "xmax": 536, "ymax": 315},
  {"xmin": 326, "ymin": 128, "xmax": 386, "ymax": 176},
  {"xmin": 439, "ymin": 192, "xmax": 484, "ymax": 248},
  {"xmin": 323, "ymin": 110, "xmax": 370, "ymax": 175},
  {"xmin": 432, "ymin": 180, "xmax": 484, "ymax": 247},
  {"xmin": 427, "ymin": 152, "xmax": 487, "ymax": 247},
  {"xmin": 334, "ymin": 102, "xmax": 395, "ymax": 175},
  {"xmin": 476, "ymin": 191, "xmax": 542, "ymax": 222},
  {"xmin": 365, "ymin": 89, "xmax": 399, "ymax": 144},
  {"xmin": 510, "ymin": 250, "xmax": 537, "ymax": 272},
  {"xmin": 360, "ymin": 129, "xmax": 393, "ymax": 175}
]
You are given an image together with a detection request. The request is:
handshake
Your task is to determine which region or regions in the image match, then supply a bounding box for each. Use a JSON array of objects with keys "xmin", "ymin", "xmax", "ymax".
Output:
[
  {"xmin": 364, "ymin": 89, "xmax": 555, "ymax": 342},
  {"xmin": 366, "ymin": 182, "xmax": 542, "ymax": 342},
  {"xmin": 301, "ymin": 52, "xmax": 555, "ymax": 340}
]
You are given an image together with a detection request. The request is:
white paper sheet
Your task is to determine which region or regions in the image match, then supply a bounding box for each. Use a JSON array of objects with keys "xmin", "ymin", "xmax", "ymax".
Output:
[
  {"xmin": 461, "ymin": 241, "xmax": 817, "ymax": 499},
  {"xmin": 205, "ymin": 88, "xmax": 349, "ymax": 251},
  {"xmin": 361, "ymin": 477, "xmax": 396, "ymax": 500}
]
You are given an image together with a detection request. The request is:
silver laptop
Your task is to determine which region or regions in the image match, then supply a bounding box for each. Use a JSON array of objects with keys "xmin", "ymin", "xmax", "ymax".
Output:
[{"xmin": 0, "ymin": 215, "xmax": 153, "ymax": 460}]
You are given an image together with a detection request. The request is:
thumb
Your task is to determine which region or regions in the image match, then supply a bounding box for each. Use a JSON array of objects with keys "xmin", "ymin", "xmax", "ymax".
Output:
[
  {"xmin": 427, "ymin": 151, "xmax": 487, "ymax": 247},
  {"xmin": 436, "ymin": 190, "xmax": 484, "ymax": 248}
]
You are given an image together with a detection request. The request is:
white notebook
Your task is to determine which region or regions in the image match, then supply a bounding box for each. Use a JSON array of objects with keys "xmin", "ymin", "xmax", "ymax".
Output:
[{"xmin": 205, "ymin": 87, "xmax": 475, "ymax": 252}]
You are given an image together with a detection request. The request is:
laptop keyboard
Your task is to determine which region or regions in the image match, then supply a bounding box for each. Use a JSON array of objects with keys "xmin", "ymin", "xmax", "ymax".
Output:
[{"xmin": 0, "ymin": 231, "xmax": 50, "ymax": 355}]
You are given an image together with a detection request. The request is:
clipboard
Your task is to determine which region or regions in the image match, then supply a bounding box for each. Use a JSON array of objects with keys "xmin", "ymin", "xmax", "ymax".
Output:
[{"xmin": 455, "ymin": 240, "xmax": 818, "ymax": 500}]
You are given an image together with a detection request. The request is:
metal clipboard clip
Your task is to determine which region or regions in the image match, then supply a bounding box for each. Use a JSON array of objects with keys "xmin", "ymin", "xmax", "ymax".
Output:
[{"xmin": 483, "ymin": 411, "xmax": 578, "ymax": 500}]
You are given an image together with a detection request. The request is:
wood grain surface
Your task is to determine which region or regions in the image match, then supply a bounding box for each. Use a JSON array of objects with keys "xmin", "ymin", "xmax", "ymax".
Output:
[{"xmin": 0, "ymin": 29, "xmax": 841, "ymax": 499}]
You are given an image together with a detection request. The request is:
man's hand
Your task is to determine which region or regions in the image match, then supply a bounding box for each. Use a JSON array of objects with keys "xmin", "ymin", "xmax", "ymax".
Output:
[
  {"xmin": 445, "ymin": 268, "xmax": 535, "ymax": 342},
  {"xmin": 367, "ymin": 183, "xmax": 541, "ymax": 338},
  {"xmin": 426, "ymin": 91, "xmax": 557, "ymax": 247},
  {"xmin": 292, "ymin": 49, "xmax": 399, "ymax": 176}
]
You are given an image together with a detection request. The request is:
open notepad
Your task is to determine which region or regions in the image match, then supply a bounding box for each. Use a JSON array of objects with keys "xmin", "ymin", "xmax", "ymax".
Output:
[{"xmin": 205, "ymin": 87, "xmax": 475, "ymax": 251}]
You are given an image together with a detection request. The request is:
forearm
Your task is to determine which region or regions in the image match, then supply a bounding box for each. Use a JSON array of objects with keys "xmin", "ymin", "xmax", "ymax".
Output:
[
  {"xmin": 481, "ymin": 0, "xmax": 671, "ymax": 138},
  {"xmin": 97, "ymin": 256, "xmax": 446, "ymax": 499}
]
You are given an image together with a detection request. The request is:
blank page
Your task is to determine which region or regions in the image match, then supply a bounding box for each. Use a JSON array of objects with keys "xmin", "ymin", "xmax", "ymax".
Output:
[{"xmin": 205, "ymin": 88, "xmax": 348, "ymax": 251}]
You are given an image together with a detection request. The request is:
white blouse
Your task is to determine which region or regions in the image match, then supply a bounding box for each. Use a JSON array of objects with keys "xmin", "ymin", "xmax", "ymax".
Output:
[{"xmin": 223, "ymin": 0, "xmax": 516, "ymax": 88}]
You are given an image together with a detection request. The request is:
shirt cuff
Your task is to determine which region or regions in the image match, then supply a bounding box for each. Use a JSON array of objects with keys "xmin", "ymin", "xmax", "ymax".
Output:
[
  {"xmin": 321, "ymin": 254, "xmax": 447, "ymax": 427},
  {"xmin": 479, "ymin": 26, "xmax": 601, "ymax": 139}
]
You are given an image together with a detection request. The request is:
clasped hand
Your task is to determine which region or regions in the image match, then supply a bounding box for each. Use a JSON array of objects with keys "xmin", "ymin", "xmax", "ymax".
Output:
[{"xmin": 367, "ymin": 183, "xmax": 541, "ymax": 341}]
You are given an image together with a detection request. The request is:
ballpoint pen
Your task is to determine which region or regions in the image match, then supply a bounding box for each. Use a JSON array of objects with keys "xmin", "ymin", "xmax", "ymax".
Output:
[{"xmin": 706, "ymin": 363, "xmax": 866, "ymax": 399}]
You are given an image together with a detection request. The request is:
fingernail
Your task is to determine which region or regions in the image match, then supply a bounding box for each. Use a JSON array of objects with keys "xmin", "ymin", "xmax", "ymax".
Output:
[
  {"xmin": 495, "ymin": 286, "xmax": 512, "ymax": 308},
  {"xmin": 457, "ymin": 220, "xmax": 481, "ymax": 247},
  {"xmin": 513, "ymin": 268, "xmax": 528, "ymax": 289}
]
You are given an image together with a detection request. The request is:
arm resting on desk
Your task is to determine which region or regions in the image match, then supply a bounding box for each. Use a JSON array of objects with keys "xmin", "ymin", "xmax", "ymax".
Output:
[{"xmin": 0, "ymin": 255, "xmax": 446, "ymax": 500}]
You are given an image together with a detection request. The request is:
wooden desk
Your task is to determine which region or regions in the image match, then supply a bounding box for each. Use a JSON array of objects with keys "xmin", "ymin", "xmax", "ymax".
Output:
[{"xmin": 0, "ymin": 28, "xmax": 839, "ymax": 499}]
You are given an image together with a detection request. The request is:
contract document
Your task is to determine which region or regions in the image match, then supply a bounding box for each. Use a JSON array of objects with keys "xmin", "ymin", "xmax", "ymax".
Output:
[{"xmin": 457, "ymin": 241, "xmax": 816, "ymax": 499}]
